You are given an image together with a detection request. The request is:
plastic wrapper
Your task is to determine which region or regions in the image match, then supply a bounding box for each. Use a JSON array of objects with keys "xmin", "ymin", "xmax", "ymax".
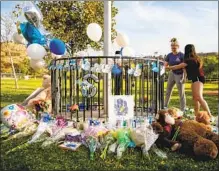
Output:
[
  {"xmin": 143, "ymin": 125, "xmax": 159, "ymax": 154},
  {"xmin": 41, "ymin": 117, "xmax": 77, "ymax": 147},
  {"xmin": 117, "ymin": 143, "xmax": 127, "ymax": 159},
  {"xmin": 86, "ymin": 136, "xmax": 98, "ymax": 160},
  {"xmin": 130, "ymin": 127, "xmax": 145, "ymax": 147},
  {"xmin": 116, "ymin": 129, "xmax": 131, "ymax": 159},
  {"xmin": 3, "ymin": 122, "xmax": 38, "ymax": 142},
  {"xmin": 130, "ymin": 125, "xmax": 158, "ymax": 155},
  {"xmin": 28, "ymin": 113, "xmax": 52, "ymax": 144},
  {"xmin": 150, "ymin": 144, "xmax": 167, "ymax": 159},
  {"xmin": 108, "ymin": 142, "xmax": 117, "ymax": 154},
  {"xmin": 42, "ymin": 126, "xmax": 78, "ymax": 147},
  {"xmin": 83, "ymin": 125, "xmax": 108, "ymax": 138},
  {"xmin": 100, "ymin": 133, "xmax": 115, "ymax": 160},
  {"xmin": 111, "ymin": 129, "xmax": 131, "ymax": 159}
]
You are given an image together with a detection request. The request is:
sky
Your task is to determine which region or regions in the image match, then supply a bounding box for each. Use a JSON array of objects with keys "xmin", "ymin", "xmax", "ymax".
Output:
[{"xmin": 1, "ymin": 1, "xmax": 218, "ymax": 55}]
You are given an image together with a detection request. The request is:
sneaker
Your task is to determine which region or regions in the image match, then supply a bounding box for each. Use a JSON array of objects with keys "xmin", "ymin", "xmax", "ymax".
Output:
[{"xmin": 171, "ymin": 143, "xmax": 182, "ymax": 151}]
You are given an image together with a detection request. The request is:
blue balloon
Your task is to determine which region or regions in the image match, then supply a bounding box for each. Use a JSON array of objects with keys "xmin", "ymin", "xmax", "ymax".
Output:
[
  {"xmin": 20, "ymin": 22, "xmax": 46, "ymax": 45},
  {"xmin": 49, "ymin": 39, "xmax": 66, "ymax": 55}
]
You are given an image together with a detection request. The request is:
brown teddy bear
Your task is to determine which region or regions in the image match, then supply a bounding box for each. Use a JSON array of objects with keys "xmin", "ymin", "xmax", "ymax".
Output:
[
  {"xmin": 177, "ymin": 120, "xmax": 218, "ymax": 159},
  {"xmin": 22, "ymin": 75, "xmax": 52, "ymax": 113},
  {"xmin": 153, "ymin": 109, "xmax": 219, "ymax": 159},
  {"xmin": 195, "ymin": 111, "xmax": 210, "ymax": 125}
]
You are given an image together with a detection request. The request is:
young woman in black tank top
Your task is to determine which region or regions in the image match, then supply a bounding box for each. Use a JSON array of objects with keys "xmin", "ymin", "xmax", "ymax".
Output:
[{"xmin": 166, "ymin": 44, "xmax": 212, "ymax": 119}]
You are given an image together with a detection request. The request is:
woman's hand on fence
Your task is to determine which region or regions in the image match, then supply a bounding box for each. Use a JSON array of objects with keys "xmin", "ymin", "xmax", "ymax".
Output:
[{"xmin": 165, "ymin": 66, "xmax": 171, "ymax": 71}]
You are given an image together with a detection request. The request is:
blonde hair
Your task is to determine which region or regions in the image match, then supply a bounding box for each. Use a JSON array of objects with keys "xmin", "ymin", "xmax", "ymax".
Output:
[{"xmin": 170, "ymin": 38, "xmax": 179, "ymax": 46}]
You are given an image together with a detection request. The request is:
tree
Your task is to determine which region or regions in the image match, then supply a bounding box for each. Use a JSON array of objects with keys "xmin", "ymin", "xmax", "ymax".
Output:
[
  {"xmin": 202, "ymin": 55, "xmax": 218, "ymax": 79},
  {"xmin": 38, "ymin": 1, "xmax": 118, "ymax": 54},
  {"xmin": 1, "ymin": 12, "xmax": 21, "ymax": 89}
]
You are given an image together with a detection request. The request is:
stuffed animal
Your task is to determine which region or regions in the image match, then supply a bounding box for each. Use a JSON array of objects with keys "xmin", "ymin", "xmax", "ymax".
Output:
[
  {"xmin": 152, "ymin": 109, "xmax": 181, "ymax": 151},
  {"xmin": 195, "ymin": 111, "xmax": 212, "ymax": 131},
  {"xmin": 153, "ymin": 109, "xmax": 219, "ymax": 159},
  {"xmin": 176, "ymin": 120, "xmax": 218, "ymax": 159},
  {"xmin": 23, "ymin": 75, "xmax": 51, "ymax": 113},
  {"xmin": 195, "ymin": 111, "xmax": 210, "ymax": 125},
  {"xmin": 167, "ymin": 107, "xmax": 183, "ymax": 119}
]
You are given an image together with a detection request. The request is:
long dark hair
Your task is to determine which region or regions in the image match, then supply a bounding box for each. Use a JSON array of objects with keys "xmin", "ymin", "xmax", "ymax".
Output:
[{"xmin": 184, "ymin": 44, "xmax": 202, "ymax": 68}]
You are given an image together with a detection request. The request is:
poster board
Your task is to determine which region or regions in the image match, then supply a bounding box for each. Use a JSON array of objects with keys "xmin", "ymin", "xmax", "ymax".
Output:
[{"xmin": 108, "ymin": 95, "xmax": 134, "ymax": 126}]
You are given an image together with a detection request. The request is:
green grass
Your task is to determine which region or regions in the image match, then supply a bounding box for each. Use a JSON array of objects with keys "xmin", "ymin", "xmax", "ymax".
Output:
[{"xmin": 1, "ymin": 79, "xmax": 218, "ymax": 171}]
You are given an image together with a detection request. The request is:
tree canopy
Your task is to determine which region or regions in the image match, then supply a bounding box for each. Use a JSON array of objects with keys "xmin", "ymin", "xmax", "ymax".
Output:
[{"xmin": 38, "ymin": 1, "xmax": 118, "ymax": 54}]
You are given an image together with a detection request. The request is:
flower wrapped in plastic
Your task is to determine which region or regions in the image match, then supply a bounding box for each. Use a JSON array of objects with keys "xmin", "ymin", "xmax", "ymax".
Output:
[
  {"xmin": 4, "ymin": 122, "xmax": 38, "ymax": 142},
  {"xmin": 111, "ymin": 128, "xmax": 131, "ymax": 159},
  {"xmin": 28, "ymin": 112, "xmax": 53, "ymax": 144},
  {"xmin": 100, "ymin": 132, "xmax": 115, "ymax": 160},
  {"xmin": 83, "ymin": 124, "xmax": 109, "ymax": 138},
  {"xmin": 85, "ymin": 136, "xmax": 98, "ymax": 160},
  {"xmin": 41, "ymin": 117, "xmax": 78, "ymax": 147},
  {"xmin": 130, "ymin": 125, "xmax": 159, "ymax": 156}
]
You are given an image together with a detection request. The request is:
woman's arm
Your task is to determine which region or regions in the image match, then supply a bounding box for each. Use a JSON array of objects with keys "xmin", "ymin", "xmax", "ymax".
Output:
[{"xmin": 167, "ymin": 63, "xmax": 187, "ymax": 70}]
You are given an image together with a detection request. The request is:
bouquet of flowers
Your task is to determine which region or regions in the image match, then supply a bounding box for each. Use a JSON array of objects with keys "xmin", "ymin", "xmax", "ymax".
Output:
[
  {"xmin": 41, "ymin": 117, "xmax": 78, "ymax": 147},
  {"xmin": 100, "ymin": 132, "xmax": 115, "ymax": 160},
  {"xmin": 130, "ymin": 125, "xmax": 158, "ymax": 156},
  {"xmin": 33, "ymin": 100, "xmax": 51, "ymax": 119},
  {"xmin": 116, "ymin": 129, "xmax": 131, "ymax": 159},
  {"xmin": 85, "ymin": 136, "xmax": 98, "ymax": 160},
  {"xmin": 83, "ymin": 124, "xmax": 109, "ymax": 138},
  {"xmin": 28, "ymin": 112, "xmax": 52, "ymax": 144}
]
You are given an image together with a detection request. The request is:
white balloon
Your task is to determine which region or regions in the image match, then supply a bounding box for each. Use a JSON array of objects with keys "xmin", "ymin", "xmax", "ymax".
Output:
[
  {"xmin": 86, "ymin": 23, "xmax": 102, "ymax": 42},
  {"xmin": 115, "ymin": 33, "xmax": 129, "ymax": 47},
  {"xmin": 121, "ymin": 47, "xmax": 135, "ymax": 56},
  {"xmin": 30, "ymin": 59, "xmax": 45, "ymax": 71},
  {"xmin": 27, "ymin": 43, "xmax": 46, "ymax": 60},
  {"xmin": 12, "ymin": 33, "xmax": 26, "ymax": 45}
]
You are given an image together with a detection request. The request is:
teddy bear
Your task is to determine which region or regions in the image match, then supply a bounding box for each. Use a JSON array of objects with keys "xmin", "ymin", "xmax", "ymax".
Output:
[
  {"xmin": 153, "ymin": 109, "xmax": 219, "ymax": 159},
  {"xmin": 22, "ymin": 75, "xmax": 52, "ymax": 113},
  {"xmin": 195, "ymin": 111, "xmax": 212, "ymax": 131},
  {"xmin": 195, "ymin": 111, "xmax": 210, "ymax": 125},
  {"xmin": 152, "ymin": 109, "xmax": 182, "ymax": 151}
]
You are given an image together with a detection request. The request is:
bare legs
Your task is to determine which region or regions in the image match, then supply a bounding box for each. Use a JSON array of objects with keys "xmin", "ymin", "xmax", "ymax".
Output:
[{"xmin": 191, "ymin": 82, "xmax": 212, "ymax": 116}]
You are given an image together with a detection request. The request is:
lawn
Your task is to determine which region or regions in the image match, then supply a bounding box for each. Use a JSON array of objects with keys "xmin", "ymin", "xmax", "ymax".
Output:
[{"xmin": 0, "ymin": 79, "xmax": 218, "ymax": 171}]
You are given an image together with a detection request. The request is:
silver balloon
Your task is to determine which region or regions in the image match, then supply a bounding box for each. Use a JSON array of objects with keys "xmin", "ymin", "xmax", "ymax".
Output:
[
  {"xmin": 23, "ymin": 5, "xmax": 43, "ymax": 28},
  {"xmin": 81, "ymin": 74, "xmax": 99, "ymax": 98}
]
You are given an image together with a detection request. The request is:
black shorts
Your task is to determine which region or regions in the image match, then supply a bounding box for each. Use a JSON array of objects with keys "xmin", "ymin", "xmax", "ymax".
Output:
[{"xmin": 191, "ymin": 76, "xmax": 205, "ymax": 84}]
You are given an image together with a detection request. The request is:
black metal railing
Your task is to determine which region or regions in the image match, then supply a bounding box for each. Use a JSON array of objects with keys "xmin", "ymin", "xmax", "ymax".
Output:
[{"xmin": 50, "ymin": 56, "xmax": 165, "ymax": 121}]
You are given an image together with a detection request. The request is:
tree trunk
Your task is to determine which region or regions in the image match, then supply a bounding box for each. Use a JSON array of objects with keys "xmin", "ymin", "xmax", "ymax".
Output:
[{"xmin": 7, "ymin": 45, "xmax": 19, "ymax": 89}]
